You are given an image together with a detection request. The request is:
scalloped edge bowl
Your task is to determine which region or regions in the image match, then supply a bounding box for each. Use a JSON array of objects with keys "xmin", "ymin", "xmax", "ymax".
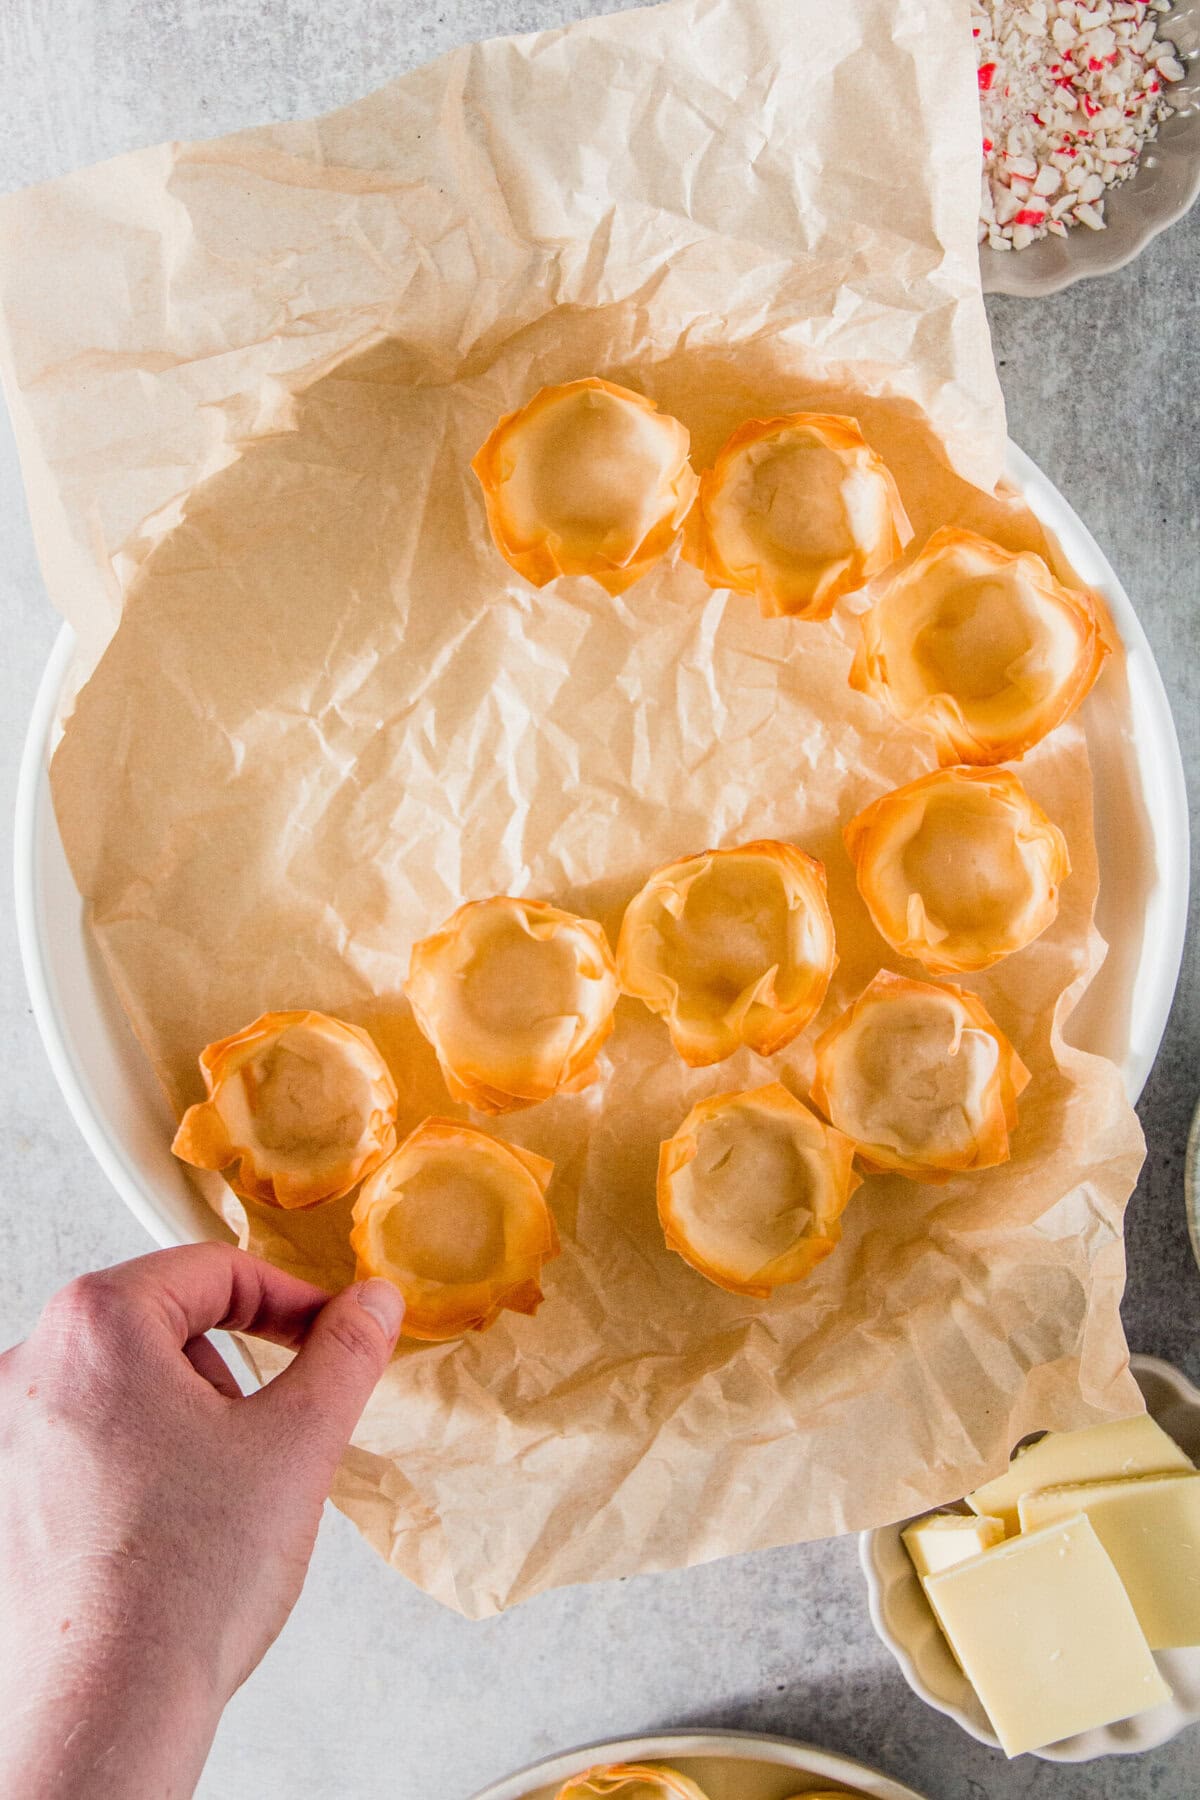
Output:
[
  {"xmin": 860, "ymin": 1353, "xmax": 1200, "ymax": 1762},
  {"xmin": 980, "ymin": 3, "xmax": 1199, "ymax": 296}
]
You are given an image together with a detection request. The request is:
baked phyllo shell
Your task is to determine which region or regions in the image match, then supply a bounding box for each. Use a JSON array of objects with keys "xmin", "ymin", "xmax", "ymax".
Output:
[
  {"xmin": 470, "ymin": 377, "xmax": 698, "ymax": 595},
  {"xmin": 617, "ymin": 840, "xmax": 836, "ymax": 1067},
  {"xmin": 556, "ymin": 1765, "xmax": 712, "ymax": 1800},
  {"xmin": 350, "ymin": 1116, "xmax": 558, "ymax": 1342},
  {"xmin": 811, "ymin": 970, "xmax": 1031, "ymax": 1180},
  {"xmin": 657, "ymin": 1083, "xmax": 861, "ymax": 1299},
  {"xmin": 684, "ymin": 412, "xmax": 911, "ymax": 619},
  {"xmin": 407, "ymin": 896, "xmax": 619, "ymax": 1113},
  {"xmin": 171, "ymin": 1009, "xmax": 398, "ymax": 1210},
  {"xmin": 844, "ymin": 766, "xmax": 1069, "ymax": 976},
  {"xmin": 850, "ymin": 526, "xmax": 1112, "ymax": 764}
]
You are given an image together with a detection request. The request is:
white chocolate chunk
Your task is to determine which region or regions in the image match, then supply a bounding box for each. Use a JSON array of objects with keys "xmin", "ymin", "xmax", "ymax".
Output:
[
  {"xmin": 903, "ymin": 1512, "xmax": 1006, "ymax": 1579},
  {"xmin": 967, "ymin": 1412, "xmax": 1194, "ymax": 1534},
  {"xmin": 926, "ymin": 1517, "xmax": 1171, "ymax": 1756},
  {"xmin": 1020, "ymin": 1474, "xmax": 1200, "ymax": 1649}
]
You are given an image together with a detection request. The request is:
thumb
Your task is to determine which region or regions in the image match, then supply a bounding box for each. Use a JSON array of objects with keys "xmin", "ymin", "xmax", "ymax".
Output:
[{"xmin": 253, "ymin": 1279, "xmax": 404, "ymax": 1477}]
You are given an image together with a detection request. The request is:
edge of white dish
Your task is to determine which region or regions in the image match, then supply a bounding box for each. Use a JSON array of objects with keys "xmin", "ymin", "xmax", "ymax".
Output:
[
  {"xmin": 469, "ymin": 1728, "xmax": 931, "ymax": 1800},
  {"xmin": 14, "ymin": 626, "xmax": 229, "ymax": 1251},
  {"xmin": 13, "ymin": 444, "xmax": 1190, "ymax": 1250},
  {"xmin": 859, "ymin": 1353, "xmax": 1200, "ymax": 1763},
  {"xmin": 1186, "ymin": 1095, "xmax": 1200, "ymax": 1276},
  {"xmin": 1005, "ymin": 442, "xmax": 1188, "ymax": 1094}
]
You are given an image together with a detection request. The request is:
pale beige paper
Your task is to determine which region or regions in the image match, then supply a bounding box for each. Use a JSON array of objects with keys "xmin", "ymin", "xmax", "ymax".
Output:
[{"xmin": 0, "ymin": 0, "xmax": 1146, "ymax": 1618}]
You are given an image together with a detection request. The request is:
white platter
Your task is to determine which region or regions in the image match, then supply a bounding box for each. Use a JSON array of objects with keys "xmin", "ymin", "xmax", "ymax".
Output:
[
  {"xmin": 469, "ymin": 1729, "xmax": 929, "ymax": 1800},
  {"xmin": 859, "ymin": 1354, "xmax": 1200, "ymax": 1763},
  {"xmin": 14, "ymin": 442, "xmax": 1189, "ymax": 1252}
]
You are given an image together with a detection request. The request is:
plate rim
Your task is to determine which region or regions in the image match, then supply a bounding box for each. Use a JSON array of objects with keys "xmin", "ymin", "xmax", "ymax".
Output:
[
  {"xmin": 13, "ymin": 624, "xmax": 194, "ymax": 1249},
  {"xmin": 1004, "ymin": 439, "xmax": 1189, "ymax": 1099},
  {"xmin": 466, "ymin": 1727, "xmax": 932, "ymax": 1800}
]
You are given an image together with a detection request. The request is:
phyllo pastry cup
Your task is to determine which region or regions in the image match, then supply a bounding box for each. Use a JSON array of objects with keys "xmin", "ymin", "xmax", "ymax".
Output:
[
  {"xmin": 471, "ymin": 377, "xmax": 698, "ymax": 595},
  {"xmin": 685, "ymin": 412, "xmax": 911, "ymax": 619},
  {"xmin": 844, "ymin": 766, "xmax": 1069, "ymax": 975},
  {"xmin": 850, "ymin": 526, "xmax": 1112, "ymax": 764},
  {"xmin": 350, "ymin": 1117, "xmax": 557, "ymax": 1341},
  {"xmin": 406, "ymin": 896, "xmax": 619, "ymax": 1113},
  {"xmin": 171, "ymin": 1009, "xmax": 398, "ymax": 1210},
  {"xmin": 811, "ymin": 971, "xmax": 1031, "ymax": 1180},
  {"xmin": 617, "ymin": 840, "xmax": 836, "ymax": 1067},
  {"xmin": 658, "ymin": 1083, "xmax": 860, "ymax": 1298},
  {"xmin": 556, "ymin": 1768, "xmax": 711, "ymax": 1800}
]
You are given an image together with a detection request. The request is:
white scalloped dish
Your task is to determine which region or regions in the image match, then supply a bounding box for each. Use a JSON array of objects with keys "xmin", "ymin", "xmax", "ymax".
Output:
[
  {"xmin": 859, "ymin": 1355, "xmax": 1200, "ymax": 1762},
  {"xmin": 980, "ymin": 3, "xmax": 1199, "ymax": 297}
]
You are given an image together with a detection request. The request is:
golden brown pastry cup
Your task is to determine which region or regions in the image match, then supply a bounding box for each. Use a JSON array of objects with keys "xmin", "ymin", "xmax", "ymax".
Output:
[
  {"xmin": 850, "ymin": 525, "xmax": 1112, "ymax": 764},
  {"xmin": 811, "ymin": 970, "xmax": 1031, "ymax": 1180},
  {"xmin": 350, "ymin": 1116, "xmax": 557, "ymax": 1341},
  {"xmin": 471, "ymin": 377, "xmax": 698, "ymax": 594},
  {"xmin": 844, "ymin": 766, "xmax": 1069, "ymax": 975},
  {"xmin": 617, "ymin": 840, "xmax": 836, "ymax": 1066},
  {"xmin": 684, "ymin": 412, "xmax": 911, "ymax": 619},
  {"xmin": 171, "ymin": 1008, "xmax": 398, "ymax": 1210},
  {"xmin": 658, "ymin": 1083, "xmax": 860, "ymax": 1299},
  {"xmin": 407, "ymin": 895, "xmax": 619, "ymax": 1113}
]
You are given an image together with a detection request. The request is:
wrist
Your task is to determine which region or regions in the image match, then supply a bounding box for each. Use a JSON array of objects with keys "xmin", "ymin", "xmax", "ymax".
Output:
[{"xmin": 0, "ymin": 1595, "xmax": 224, "ymax": 1800}]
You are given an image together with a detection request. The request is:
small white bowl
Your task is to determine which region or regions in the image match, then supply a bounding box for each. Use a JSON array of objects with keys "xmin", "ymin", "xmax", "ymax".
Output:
[
  {"xmin": 980, "ymin": 2, "xmax": 1200, "ymax": 297},
  {"xmin": 859, "ymin": 1354, "xmax": 1200, "ymax": 1762}
]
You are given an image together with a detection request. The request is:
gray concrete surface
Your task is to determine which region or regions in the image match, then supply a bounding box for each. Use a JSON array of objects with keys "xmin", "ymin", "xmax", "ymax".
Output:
[{"xmin": 1, "ymin": 3, "xmax": 1197, "ymax": 1797}]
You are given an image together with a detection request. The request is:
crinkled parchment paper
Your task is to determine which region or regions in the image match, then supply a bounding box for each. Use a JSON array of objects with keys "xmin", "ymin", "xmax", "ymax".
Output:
[{"xmin": 0, "ymin": 0, "xmax": 1146, "ymax": 1617}]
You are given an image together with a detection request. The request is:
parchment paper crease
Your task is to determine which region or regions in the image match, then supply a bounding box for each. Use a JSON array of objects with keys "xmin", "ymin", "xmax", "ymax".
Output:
[{"xmin": 0, "ymin": 0, "xmax": 1146, "ymax": 1617}]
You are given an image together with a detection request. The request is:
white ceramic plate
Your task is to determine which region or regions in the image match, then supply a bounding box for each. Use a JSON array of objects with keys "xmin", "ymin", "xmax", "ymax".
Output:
[
  {"xmin": 980, "ymin": 1, "xmax": 1199, "ymax": 297},
  {"xmin": 13, "ymin": 443, "xmax": 1189, "ymax": 1250},
  {"xmin": 469, "ymin": 1730, "xmax": 929, "ymax": 1800},
  {"xmin": 859, "ymin": 1354, "xmax": 1200, "ymax": 1762}
]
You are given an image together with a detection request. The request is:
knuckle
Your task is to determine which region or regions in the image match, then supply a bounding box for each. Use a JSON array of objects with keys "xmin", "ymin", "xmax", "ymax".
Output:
[
  {"xmin": 321, "ymin": 1308, "xmax": 381, "ymax": 1365},
  {"xmin": 32, "ymin": 1274, "xmax": 133, "ymax": 1413},
  {"xmin": 40, "ymin": 1271, "xmax": 121, "ymax": 1339}
]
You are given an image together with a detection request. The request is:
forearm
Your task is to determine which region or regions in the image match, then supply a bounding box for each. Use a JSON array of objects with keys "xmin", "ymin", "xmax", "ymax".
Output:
[
  {"xmin": 0, "ymin": 1612, "xmax": 222, "ymax": 1800},
  {"xmin": 0, "ymin": 1250, "xmax": 401, "ymax": 1800}
]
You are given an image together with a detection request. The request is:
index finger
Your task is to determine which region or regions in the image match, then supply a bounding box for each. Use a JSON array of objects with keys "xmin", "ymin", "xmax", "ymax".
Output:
[{"xmin": 61, "ymin": 1243, "xmax": 336, "ymax": 1352}]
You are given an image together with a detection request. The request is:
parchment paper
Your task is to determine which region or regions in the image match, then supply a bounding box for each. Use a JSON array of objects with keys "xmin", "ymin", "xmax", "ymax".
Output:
[{"xmin": 0, "ymin": 0, "xmax": 1146, "ymax": 1618}]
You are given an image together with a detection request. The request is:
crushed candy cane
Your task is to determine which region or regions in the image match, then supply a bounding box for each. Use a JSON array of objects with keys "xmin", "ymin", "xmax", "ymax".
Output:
[{"xmin": 973, "ymin": 0, "xmax": 1186, "ymax": 250}]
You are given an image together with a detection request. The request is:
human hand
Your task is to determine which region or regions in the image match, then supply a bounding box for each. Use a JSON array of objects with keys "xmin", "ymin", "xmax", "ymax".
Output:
[{"xmin": 0, "ymin": 1243, "xmax": 404, "ymax": 1800}]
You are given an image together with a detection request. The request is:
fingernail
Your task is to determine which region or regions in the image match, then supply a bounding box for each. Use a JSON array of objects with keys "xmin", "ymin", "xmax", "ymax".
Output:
[{"xmin": 356, "ymin": 1279, "xmax": 405, "ymax": 1341}]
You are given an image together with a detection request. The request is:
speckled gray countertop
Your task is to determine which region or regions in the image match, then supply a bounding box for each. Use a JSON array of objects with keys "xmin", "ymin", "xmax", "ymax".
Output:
[{"xmin": 1, "ymin": 4, "xmax": 1197, "ymax": 1797}]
